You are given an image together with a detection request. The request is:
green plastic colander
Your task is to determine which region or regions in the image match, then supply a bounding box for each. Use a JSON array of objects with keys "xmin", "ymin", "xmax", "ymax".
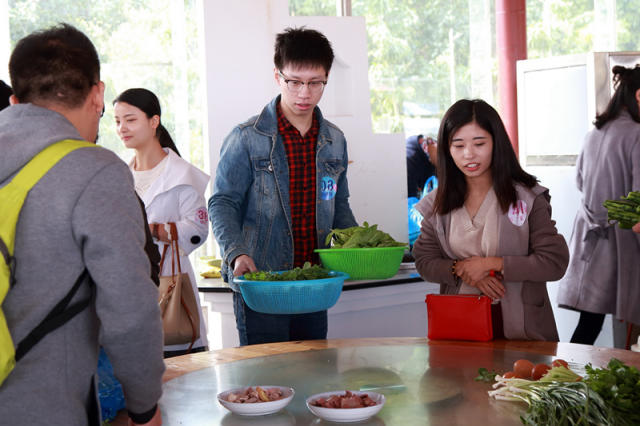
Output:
[{"xmin": 314, "ymin": 246, "xmax": 407, "ymax": 280}]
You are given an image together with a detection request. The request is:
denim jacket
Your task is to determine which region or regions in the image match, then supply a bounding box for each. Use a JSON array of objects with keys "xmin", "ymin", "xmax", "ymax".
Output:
[{"xmin": 209, "ymin": 96, "xmax": 358, "ymax": 286}]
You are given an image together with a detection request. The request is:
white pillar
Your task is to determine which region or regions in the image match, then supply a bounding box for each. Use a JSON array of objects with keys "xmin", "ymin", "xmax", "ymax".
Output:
[
  {"xmin": 171, "ymin": 0, "xmax": 190, "ymax": 158},
  {"xmin": 448, "ymin": 28, "xmax": 456, "ymax": 104},
  {"xmin": 593, "ymin": 0, "xmax": 617, "ymax": 51},
  {"xmin": 337, "ymin": 0, "xmax": 352, "ymax": 16},
  {"xmin": 469, "ymin": 0, "xmax": 493, "ymax": 102}
]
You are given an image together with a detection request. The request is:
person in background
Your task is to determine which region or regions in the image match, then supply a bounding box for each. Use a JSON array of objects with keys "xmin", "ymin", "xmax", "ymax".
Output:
[
  {"xmin": 0, "ymin": 80, "xmax": 12, "ymax": 110},
  {"xmin": 412, "ymin": 99, "xmax": 569, "ymax": 341},
  {"xmin": 114, "ymin": 88, "xmax": 210, "ymax": 357},
  {"xmin": 209, "ymin": 27, "xmax": 358, "ymax": 346},
  {"xmin": 406, "ymin": 134, "xmax": 437, "ymax": 198},
  {"xmin": 0, "ymin": 24, "xmax": 163, "ymax": 425},
  {"xmin": 407, "ymin": 135, "xmax": 439, "ymax": 248},
  {"xmin": 557, "ymin": 65, "xmax": 640, "ymax": 346},
  {"xmin": 425, "ymin": 135, "xmax": 438, "ymax": 170}
]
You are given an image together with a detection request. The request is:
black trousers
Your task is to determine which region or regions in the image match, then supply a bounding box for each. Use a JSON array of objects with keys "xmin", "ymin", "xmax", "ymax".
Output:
[{"xmin": 570, "ymin": 310, "xmax": 605, "ymax": 345}]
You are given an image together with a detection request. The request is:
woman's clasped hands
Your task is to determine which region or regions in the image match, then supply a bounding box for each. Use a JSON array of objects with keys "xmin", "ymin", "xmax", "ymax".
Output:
[{"xmin": 455, "ymin": 256, "xmax": 505, "ymax": 300}]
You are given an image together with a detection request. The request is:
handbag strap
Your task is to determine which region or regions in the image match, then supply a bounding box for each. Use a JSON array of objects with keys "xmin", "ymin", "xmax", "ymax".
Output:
[
  {"xmin": 181, "ymin": 297, "xmax": 197, "ymax": 352},
  {"xmin": 158, "ymin": 223, "xmax": 197, "ymax": 351},
  {"xmin": 158, "ymin": 223, "xmax": 182, "ymax": 275}
]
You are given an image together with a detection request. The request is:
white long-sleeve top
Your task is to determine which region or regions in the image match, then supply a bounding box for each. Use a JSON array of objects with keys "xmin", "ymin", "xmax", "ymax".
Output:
[{"xmin": 130, "ymin": 148, "xmax": 211, "ymax": 351}]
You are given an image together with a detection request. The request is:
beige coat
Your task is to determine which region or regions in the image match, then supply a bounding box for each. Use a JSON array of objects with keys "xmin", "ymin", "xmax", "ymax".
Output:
[{"xmin": 413, "ymin": 184, "xmax": 569, "ymax": 341}]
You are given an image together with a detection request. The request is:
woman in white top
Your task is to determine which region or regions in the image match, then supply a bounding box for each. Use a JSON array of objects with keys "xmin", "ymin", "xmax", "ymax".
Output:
[{"xmin": 114, "ymin": 88, "xmax": 210, "ymax": 357}]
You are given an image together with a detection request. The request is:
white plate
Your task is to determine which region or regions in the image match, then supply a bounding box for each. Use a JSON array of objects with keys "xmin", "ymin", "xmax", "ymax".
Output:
[
  {"xmin": 306, "ymin": 390, "xmax": 385, "ymax": 423},
  {"xmin": 217, "ymin": 385, "xmax": 294, "ymax": 416}
]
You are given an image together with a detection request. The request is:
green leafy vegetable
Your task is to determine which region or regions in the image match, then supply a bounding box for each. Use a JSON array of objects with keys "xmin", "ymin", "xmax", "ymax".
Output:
[
  {"xmin": 485, "ymin": 358, "xmax": 640, "ymax": 425},
  {"xmin": 584, "ymin": 358, "xmax": 640, "ymax": 425},
  {"xmin": 243, "ymin": 262, "xmax": 331, "ymax": 281},
  {"xmin": 325, "ymin": 221, "xmax": 407, "ymax": 248},
  {"xmin": 603, "ymin": 191, "xmax": 640, "ymax": 229},
  {"xmin": 474, "ymin": 367, "xmax": 498, "ymax": 382}
]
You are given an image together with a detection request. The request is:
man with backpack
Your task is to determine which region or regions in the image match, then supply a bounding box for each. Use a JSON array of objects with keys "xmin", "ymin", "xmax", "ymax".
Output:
[{"xmin": 0, "ymin": 24, "xmax": 164, "ymax": 425}]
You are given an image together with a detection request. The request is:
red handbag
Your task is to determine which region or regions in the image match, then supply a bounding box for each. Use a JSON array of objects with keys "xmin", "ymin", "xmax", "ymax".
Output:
[{"xmin": 425, "ymin": 294, "xmax": 493, "ymax": 341}]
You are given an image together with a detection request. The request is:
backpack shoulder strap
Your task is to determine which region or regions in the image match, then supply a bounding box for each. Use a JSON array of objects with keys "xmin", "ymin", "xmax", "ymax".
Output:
[
  {"xmin": 0, "ymin": 139, "xmax": 96, "ymax": 386},
  {"xmin": 15, "ymin": 269, "xmax": 93, "ymax": 362},
  {"xmin": 9, "ymin": 139, "xmax": 96, "ymax": 193},
  {"xmin": 0, "ymin": 139, "xmax": 96, "ymax": 288}
]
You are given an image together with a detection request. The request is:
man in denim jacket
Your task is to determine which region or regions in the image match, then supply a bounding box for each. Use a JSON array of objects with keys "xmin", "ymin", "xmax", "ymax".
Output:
[{"xmin": 209, "ymin": 27, "xmax": 357, "ymax": 346}]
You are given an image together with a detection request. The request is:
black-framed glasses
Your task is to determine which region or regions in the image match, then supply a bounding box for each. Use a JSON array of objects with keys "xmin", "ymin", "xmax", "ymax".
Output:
[{"xmin": 278, "ymin": 71, "xmax": 327, "ymax": 93}]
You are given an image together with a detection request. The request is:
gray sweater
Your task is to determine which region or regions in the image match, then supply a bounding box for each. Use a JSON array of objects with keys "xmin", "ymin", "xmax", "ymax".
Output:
[{"xmin": 0, "ymin": 104, "xmax": 165, "ymax": 424}]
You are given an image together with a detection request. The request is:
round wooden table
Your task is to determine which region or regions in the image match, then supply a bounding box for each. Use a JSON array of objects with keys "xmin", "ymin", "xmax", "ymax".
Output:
[{"xmin": 115, "ymin": 338, "xmax": 640, "ymax": 425}]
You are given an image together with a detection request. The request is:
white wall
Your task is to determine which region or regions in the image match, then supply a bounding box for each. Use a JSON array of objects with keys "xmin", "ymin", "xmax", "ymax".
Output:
[{"xmin": 201, "ymin": 0, "xmax": 407, "ymax": 245}]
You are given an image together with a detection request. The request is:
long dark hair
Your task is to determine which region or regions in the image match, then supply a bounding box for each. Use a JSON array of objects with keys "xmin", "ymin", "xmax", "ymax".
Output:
[
  {"xmin": 594, "ymin": 65, "xmax": 640, "ymax": 129},
  {"xmin": 113, "ymin": 88, "xmax": 181, "ymax": 156},
  {"xmin": 433, "ymin": 99, "xmax": 537, "ymax": 215}
]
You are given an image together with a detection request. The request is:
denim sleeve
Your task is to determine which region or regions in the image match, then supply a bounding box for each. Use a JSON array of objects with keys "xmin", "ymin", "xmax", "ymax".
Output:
[
  {"xmin": 332, "ymin": 137, "xmax": 358, "ymax": 229},
  {"xmin": 208, "ymin": 127, "xmax": 252, "ymax": 269}
]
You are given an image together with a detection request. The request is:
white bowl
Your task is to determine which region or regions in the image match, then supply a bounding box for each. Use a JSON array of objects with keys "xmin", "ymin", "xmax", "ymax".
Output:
[
  {"xmin": 217, "ymin": 385, "xmax": 294, "ymax": 416},
  {"xmin": 306, "ymin": 390, "xmax": 386, "ymax": 423}
]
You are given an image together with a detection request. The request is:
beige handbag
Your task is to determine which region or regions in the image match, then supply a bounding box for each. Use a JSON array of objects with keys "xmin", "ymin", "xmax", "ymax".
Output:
[{"xmin": 158, "ymin": 223, "xmax": 200, "ymax": 349}]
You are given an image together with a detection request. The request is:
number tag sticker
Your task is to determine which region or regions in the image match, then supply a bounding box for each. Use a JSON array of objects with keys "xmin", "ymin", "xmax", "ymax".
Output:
[
  {"xmin": 320, "ymin": 176, "xmax": 337, "ymax": 200},
  {"xmin": 508, "ymin": 200, "xmax": 527, "ymax": 226},
  {"xmin": 196, "ymin": 207, "xmax": 208, "ymax": 224}
]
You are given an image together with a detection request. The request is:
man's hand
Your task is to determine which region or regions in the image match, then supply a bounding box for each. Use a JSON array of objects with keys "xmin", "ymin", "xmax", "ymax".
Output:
[
  {"xmin": 233, "ymin": 254, "xmax": 258, "ymax": 277},
  {"xmin": 128, "ymin": 407, "xmax": 162, "ymax": 426}
]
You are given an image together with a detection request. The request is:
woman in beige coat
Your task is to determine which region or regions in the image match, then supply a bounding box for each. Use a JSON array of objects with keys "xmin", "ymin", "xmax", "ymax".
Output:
[
  {"xmin": 413, "ymin": 99, "xmax": 569, "ymax": 341},
  {"xmin": 557, "ymin": 65, "xmax": 640, "ymax": 345}
]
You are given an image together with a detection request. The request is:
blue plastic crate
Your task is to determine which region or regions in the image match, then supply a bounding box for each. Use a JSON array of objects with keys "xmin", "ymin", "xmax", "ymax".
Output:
[{"xmin": 233, "ymin": 271, "xmax": 349, "ymax": 314}]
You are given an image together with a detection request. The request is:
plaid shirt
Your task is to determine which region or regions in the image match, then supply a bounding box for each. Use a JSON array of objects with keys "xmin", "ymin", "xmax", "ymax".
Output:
[{"xmin": 277, "ymin": 103, "xmax": 319, "ymax": 267}]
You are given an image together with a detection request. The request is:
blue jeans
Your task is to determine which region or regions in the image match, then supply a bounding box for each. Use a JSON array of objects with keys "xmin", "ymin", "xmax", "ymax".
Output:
[{"xmin": 233, "ymin": 292, "xmax": 328, "ymax": 346}]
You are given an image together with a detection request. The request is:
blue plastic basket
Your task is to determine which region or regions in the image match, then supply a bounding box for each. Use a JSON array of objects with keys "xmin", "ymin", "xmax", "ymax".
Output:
[{"xmin": 233, "ymin": 271, "xmax": 349, "ymax": 314}]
